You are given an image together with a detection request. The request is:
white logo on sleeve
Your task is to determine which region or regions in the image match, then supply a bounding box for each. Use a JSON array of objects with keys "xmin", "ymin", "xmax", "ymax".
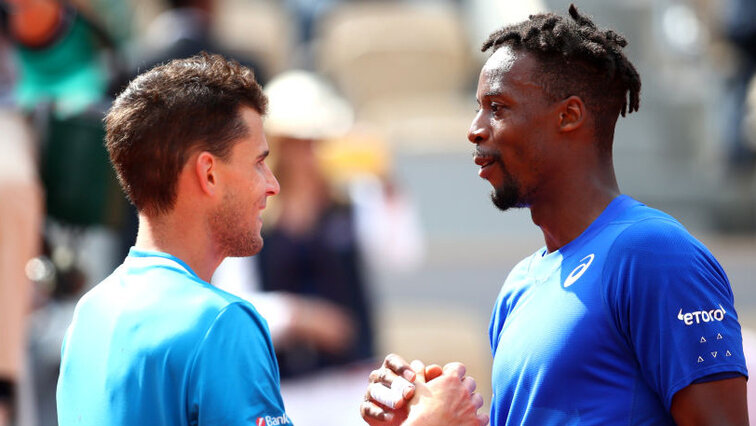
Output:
[
  {"xmin": 256, "ymin": 414, "xmax": 291, "ymax": 426},
  {"xmin": 563, "ymin": 254, "xmax": 595, "ymax": 288},
  {"xmin": 677, "ymin": 305, "xmax": 726, "ymax": 325}
]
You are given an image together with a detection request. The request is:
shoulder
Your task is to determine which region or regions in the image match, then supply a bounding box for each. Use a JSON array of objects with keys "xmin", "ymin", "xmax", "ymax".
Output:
[
  {"xmin": 70, "ymin": 265, "xmax": 128, "ymax": 315},
  {"xmin": 188, "ymin": 300, "xmax": 277, "ymax": 376},
  {"xmin": 510, "ymin": 247, "xmax": 545, "ymax": 275},
  {"xmin": 607, "ymin": 204, "xmax": 708, "ymax": 259},
  {"xmin": 494, "ymin": 248, "xmax": 546, "ymax": 309},
  {"xmin": 186, "ymin": 287, "xmax": 271, "ymax": 346},
  {"xmin": 501, "ymin": 248, "xmax": 545, "ymax": 290},
  {"xmin": 189, "ymin": 301, "xmax": 279, "ymax": 385},
  {"xmin": 202, "ymin": 300, "xmax": 270, "ymax": 337},
  {"xmin": 129, "ymin": 263, "xmax": 270, "ymax": 343},
  {"xmin": 601, "ymin": 205, "xmax": 729, "ymax": 297}
]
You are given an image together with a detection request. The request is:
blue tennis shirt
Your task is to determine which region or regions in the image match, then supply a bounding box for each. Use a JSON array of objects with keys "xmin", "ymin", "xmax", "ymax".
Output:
[
  {"xmin": 489, "ymin": 195, "xmax": 747, "ymax": 425},
  {"xmin": 57, "ymin": 248, "xmax": 291, "ymax": 425}
]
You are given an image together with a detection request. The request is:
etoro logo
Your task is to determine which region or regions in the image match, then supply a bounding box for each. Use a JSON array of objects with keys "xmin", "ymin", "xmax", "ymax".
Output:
[
  {"xmin": 256, "ymin": 414, "xmax": 291, "ymax": 426},
  {"xmin": 677, "ymin": 305, "xmax": 726, "ymax": 325}
]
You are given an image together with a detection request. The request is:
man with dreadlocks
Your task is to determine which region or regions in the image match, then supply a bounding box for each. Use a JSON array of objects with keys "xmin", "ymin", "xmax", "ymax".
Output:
[{"xmin": 361, "ymin": 5, "xmax": 748, "ymax": 425}]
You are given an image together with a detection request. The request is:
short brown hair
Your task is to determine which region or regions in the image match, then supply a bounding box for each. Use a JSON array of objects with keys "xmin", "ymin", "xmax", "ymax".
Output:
[{"xmin": 105, "ymin": 53, "xmax": 267, "ymax": 216}]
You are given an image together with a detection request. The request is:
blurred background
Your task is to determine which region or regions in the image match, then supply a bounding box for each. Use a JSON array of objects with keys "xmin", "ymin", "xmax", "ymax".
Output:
[{"xmin": 1, "ymin": 0, "xmax": 755, "ymax": 424}]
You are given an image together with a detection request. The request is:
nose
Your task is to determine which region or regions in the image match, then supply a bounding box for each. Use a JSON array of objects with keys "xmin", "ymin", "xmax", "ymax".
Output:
[
  {"xmin": 467, "ymin": 111, "xmax": 489, "ymax": 145},
  {"xmin": 265, "ymin": 165, "xmax": 280, "ymax": 196}
]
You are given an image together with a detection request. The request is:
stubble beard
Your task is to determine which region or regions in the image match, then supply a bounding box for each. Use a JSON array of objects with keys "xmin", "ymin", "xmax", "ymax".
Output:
[
  {"xmin": 210, "ymin": 191, "xmax": 263, "ymax": 258},
  {"xmin": 490, "ymin": 159, "xmax": 526, "ymax": 212}
]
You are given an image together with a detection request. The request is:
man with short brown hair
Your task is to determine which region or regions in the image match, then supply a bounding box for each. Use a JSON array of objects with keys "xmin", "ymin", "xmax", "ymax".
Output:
[{"xmin": 56, "ymin": 53, "xmax": 285, "ymax": 425}]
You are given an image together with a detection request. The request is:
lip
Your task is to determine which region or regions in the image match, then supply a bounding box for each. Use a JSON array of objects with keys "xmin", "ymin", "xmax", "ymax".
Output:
[
  {"xmin": 474, "ymin": 155, "xmax": 494, "ymax": 167},
  {"xmin": 474, "ymin": 155, "xmax": 495, "ymax": 179}
]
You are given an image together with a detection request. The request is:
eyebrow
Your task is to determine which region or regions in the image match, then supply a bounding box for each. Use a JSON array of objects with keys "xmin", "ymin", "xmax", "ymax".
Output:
[{"xmin": 476, "ymin": 90, "xmax": 505, "ymax": 104}]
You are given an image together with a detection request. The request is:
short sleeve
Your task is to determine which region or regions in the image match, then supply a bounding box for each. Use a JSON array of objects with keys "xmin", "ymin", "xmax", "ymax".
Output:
[
  {"xmin": 187, "ymin": 302, "xmax": 291, "ymax": 425},
  {"xmin": 604, "ymin": 219, "xmax": 747, "ymax": 411}
]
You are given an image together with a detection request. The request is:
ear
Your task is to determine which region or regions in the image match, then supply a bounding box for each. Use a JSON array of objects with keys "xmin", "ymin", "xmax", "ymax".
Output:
[
  {"xmin": 557, "ymin": 96, "xmax": 585, "ymax": 133},
  {"xmin": 195, "ymin": 151, "xmax": 218, "ymax": 197}
]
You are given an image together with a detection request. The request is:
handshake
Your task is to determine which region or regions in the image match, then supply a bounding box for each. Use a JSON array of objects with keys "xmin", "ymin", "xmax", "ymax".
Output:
[{"xmin": 360, "ymin": 354, "xmax": 489, "ymax": 426}]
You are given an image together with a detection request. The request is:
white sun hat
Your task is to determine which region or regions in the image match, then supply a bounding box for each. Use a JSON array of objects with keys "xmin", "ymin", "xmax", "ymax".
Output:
[{"xmin": 263, "ymin": 70, "xmax": 354, "ymax": 140}]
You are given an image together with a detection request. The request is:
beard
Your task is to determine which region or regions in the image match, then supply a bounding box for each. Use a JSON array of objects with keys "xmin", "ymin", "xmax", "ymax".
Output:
[
  {"xmin": 490, "ymin": 159, "xmax": 527, "ymax": 212},
  {"xmin": 209, "ymin": 191, "xmax": 263, "ymax": 258}
]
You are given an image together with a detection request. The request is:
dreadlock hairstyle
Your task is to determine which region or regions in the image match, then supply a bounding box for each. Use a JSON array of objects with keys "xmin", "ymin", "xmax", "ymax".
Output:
[{"xmin": 482, "ymin": 4, "xmax": 641, "ymax": 141}]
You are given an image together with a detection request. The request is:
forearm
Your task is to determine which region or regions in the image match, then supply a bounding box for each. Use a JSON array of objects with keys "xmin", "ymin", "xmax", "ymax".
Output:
[{"xmin": 670, "ymin": 376, "xmax": 748, "ymax": 426}]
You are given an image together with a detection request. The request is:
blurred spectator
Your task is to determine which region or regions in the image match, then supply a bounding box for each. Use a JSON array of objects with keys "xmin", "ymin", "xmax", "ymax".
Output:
[
  {"xmin": 5, "ymin": 0, "xmax": 126, "ymax": 229},
  {"xmin": 8, "ymin": 0, "xmax": 109, "ymax": 117},
  {"xmin": 744, "ymin": 74, "xmax": 756, "ymax": 151},
  {"xmin": 283, "ymin": 0, "xmax": 339, "ymax": 45},
  {"xmin": 722, "ymin": 0, "xmax": 756, "ymax": 173},
  {"xmin": 0, "ymin": 108, "xmax": 41, "ymax": 426},
  {"xmin": 136, "ymin": 0, "xmax": 268, "ymax": 84},
  {"xmin": 3, "ymin": 1, "xmax": 131, "ymax": 424},
  {"xmin": 0, "ymin": 4, "xmax": 43, "ymax": 424}
]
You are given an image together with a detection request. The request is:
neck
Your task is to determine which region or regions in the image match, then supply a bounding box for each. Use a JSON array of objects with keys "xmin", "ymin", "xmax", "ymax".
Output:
[
  {"xmin": 133, "ymin": 210, "xmax": 223, "ymax": 282},
  {"xmin": 530, "ymin": 160, "xmax": 620, "ymax": 253}
]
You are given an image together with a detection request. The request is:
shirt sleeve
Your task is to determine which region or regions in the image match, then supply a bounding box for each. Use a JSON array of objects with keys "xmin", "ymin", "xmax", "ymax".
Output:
[
  {"xmin": 187, "ymin": 302, "xmax": 291, "ymax": 425},
  {"xmin": 604, "ymin": 218, "xmax": 747, "ymax": 411}
]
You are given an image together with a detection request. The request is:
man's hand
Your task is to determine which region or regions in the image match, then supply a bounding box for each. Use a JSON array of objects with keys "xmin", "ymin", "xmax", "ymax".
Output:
[
  {"xmin": 361, "ymin": 354, "xmax": 417, "ymax": 425},
  {"xmin": 405, "ymin": 361, "xmax": 488, "ymax": 426},
  {"xmin": 286, "ymin": 295, "xmax": 356, "ymax": 354},
  {"xmin": 360, "ymin": 354, "xmax": 488, "ymax": 426}
]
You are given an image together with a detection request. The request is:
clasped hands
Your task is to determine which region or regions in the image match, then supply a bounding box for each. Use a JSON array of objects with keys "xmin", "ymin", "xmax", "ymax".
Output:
[{"xmin": 361, "ymin": 353, "xmax": 489, "ymax": 426}]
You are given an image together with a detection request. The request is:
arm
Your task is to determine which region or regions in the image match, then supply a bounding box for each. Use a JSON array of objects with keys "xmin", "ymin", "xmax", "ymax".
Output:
[
  {"xmin": 670, "ymin": 377, "xmax": 748, "ymax": 426},
  {"xmin": 605, "ymin": 221, "xmax": 749, "ymax": 418}
]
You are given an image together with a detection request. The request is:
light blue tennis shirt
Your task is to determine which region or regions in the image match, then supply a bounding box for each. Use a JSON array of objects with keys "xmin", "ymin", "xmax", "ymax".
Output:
[
  {"xmin": 489, "ymin": 195, "xmax": 747, "ymax": 425},
  {"xmin": 57, "ymin": 248, "xmax": 292, "ymax": 425}
]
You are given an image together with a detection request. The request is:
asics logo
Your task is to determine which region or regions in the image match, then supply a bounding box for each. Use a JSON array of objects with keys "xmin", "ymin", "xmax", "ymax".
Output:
[
  {"xmin": 677, "ymin": 305, "xmax": 726, "ymax": 325},
  {"xmin": 564, "ymin": 254, "xmax": 595, "ymax": 288}
]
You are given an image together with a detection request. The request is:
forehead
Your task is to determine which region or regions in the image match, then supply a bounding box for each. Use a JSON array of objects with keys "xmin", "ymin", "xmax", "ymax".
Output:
[
  {"xmin": 233, "ymin": 107, "xmax": 268, "ymax": 154},
  {"xmin": 482, "ymin": 45, "xmax": 519, "ymax": 76},
  {"xmin": 240, "ymin": 106, "xmax": 264, "ymax": 135},
  {"xmin": 478, "ymin": 46, "xmax": 541, "ymax": 94}
]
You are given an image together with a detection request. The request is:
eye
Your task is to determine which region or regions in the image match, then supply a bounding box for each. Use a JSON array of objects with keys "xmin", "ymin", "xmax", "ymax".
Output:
[
  {"xmin": 254, "ymin": 156, "xmax": 268, "ymax": 171},
  {"xmin": 490, "ymin": 102, "xmax": 509, "ymax": 118}
]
